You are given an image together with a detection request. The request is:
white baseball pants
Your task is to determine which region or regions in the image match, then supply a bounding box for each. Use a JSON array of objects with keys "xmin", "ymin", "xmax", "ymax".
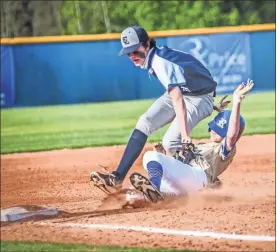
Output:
[{"xmin": 142, "ymin": 151, "xmax": 208, "ymax": 195}]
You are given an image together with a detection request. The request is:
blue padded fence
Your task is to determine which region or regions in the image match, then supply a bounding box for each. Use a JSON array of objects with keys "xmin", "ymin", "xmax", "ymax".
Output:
[{"xmin": 0, "ymin": 27, "xmax": 275, "ymax": 108}]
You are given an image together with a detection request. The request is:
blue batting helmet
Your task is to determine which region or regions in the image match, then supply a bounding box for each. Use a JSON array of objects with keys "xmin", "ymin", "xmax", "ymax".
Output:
[{"xmin": 208, "ymin": 110, "xmax": 245, "ymax": 138}]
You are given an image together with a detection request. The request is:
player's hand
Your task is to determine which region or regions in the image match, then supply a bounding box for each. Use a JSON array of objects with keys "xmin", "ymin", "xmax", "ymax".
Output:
[
  {"xmin": 233, "ymin": 79, "xmax": 254, "ymax": 103},
  {"xmin": 213, "ymin": 95, "xmax": 231, "ymax": 112}
]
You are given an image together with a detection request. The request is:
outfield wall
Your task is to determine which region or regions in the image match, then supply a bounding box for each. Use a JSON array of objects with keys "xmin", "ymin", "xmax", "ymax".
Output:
[{"xmin": 0, "ymin": 24, "xmax": 275, "ymax": 107}]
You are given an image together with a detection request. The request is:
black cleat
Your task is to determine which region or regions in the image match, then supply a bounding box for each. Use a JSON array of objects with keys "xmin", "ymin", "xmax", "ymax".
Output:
[{"xmin": 90, "ymin": 168, "xmax": 122, "ymax": 194}]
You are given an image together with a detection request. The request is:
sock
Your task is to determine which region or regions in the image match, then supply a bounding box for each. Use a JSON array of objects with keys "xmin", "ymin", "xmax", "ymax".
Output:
[
  {"xmin": 115, "ymin": 129, "xmax": 148, "ymax": 181},
  {"xmin": 146, "ymin": 161, "xmax": 163, "ymax": 190}
]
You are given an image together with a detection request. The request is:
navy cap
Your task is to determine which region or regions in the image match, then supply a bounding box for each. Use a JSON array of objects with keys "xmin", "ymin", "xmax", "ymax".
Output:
[
  {"xmin": 208, "ymin": 110, "xmax": 245, "ymax": 139},
  {"xmin": 119, "ymin": 25, "xmax": 149, "ymax": 56}
]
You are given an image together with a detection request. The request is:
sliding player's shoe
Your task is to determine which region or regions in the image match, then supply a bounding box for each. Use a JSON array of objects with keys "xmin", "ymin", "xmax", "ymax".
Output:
[{"xmin": 129, "ymin": 172, "xmax": 163, "ymax": 203}]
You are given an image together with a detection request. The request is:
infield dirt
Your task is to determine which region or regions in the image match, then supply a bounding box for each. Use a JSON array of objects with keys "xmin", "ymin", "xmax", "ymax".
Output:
[{"xmin": 1, "ymin": 134, "xmax": 275, "ymax": 251}]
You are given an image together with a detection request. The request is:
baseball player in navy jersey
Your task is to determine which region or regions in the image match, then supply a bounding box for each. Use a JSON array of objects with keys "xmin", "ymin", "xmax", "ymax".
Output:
[
  {"xmin": 127, "ymin": 80, "xmax": 254, "ymax": 204},
  {"xmin": 90, "ymin": 25, "xmax": 217, "ymax": 193}
]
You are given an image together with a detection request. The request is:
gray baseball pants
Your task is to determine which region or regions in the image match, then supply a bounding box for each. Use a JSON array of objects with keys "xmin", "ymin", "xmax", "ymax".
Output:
[{"xmin": 135, "ymin": 92, "xmax": 214, "ymax": 155}]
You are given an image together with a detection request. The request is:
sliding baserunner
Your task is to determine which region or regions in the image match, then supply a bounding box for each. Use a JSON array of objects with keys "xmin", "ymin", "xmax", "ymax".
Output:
[{"xmin": 128, "ymin": 80, "xmax": 254, "ymax": 204}]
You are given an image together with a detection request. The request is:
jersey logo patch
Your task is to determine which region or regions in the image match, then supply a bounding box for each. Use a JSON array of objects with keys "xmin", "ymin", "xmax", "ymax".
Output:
[
  {"xmin": 122, "ymin": 36, "xmax": 130, "ymax": 45},
  {"xmin": 179, "ymin": 85, "xmax": 191, "ymax": 93},
  {"xmin": 217, "ymin": 118, "xmax": 227, "ymax": 129}
]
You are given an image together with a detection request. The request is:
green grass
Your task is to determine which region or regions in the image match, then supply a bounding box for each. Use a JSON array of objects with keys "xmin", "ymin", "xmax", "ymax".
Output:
[
  {"xmin": 1, "ymin": 92, "xmax": 275, "ymax": 154},
  {"xmin": 1, "ymin": 241, "xmax": 195, "ymax": 252}
]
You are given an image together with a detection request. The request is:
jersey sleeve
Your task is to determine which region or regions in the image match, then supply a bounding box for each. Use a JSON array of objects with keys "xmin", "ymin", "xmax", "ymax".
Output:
[
  {"xmin": 152, "ymin": 55, "xmax": 187, "ymax": 91},
  {"xmin": 219, "ymin": 137, "xmax": 235, "ymax": 160}
]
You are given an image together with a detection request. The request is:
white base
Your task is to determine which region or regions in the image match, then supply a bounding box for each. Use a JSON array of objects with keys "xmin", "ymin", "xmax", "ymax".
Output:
[{"xmin": 1, "ymin": 206, "xmax": 58, "ymax": 222}]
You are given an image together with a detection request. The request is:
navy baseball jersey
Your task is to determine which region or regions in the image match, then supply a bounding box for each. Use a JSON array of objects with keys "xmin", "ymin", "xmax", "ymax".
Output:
[{"xmin": 141, "ymin": 46, "xmax": 217, "ymax": 96}]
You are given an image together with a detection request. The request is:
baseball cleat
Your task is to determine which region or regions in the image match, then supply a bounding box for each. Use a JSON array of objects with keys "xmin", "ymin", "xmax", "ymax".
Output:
[
  {"xmin": 90, "ymin": 172, "xmax": 112, "ymax": 194},
  {"xmin": 129, "ymin": 172, "xmax": 163, "ymax": 204},
  {"xmin": 90, "ymin": 167, "xmax": 122, "ymax": 194}
]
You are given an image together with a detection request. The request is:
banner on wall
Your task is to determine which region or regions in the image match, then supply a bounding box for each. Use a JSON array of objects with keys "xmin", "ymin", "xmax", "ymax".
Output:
[
  {"xmin": 167, "ymin": 33, "xmax": 252, "ymax": 94},
  {"xmin": 0, "ymin": 45, "xmax": 15, "ymax": 107}
]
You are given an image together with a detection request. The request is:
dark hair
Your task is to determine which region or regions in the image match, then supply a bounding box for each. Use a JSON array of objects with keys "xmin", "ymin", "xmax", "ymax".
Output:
[
  {"xmin": 142, "ymin": 37, "xmax": 156, "ymax": 49},
  {"xmin": 149, "ymin": 38, "xmax": 156, "ymax": 48}
]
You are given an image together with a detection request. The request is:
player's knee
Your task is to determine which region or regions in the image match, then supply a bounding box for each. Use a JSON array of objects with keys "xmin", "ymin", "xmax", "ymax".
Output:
[
  {"xmin": 143, "ymin": 151, "xmax": 162, "ymax": 170},
  {"xmin": 135, "ymin": 114, "xmax": 154, "ymax": 137}
]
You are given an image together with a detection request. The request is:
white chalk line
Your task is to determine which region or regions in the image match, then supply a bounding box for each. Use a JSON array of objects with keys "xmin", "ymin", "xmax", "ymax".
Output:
[{"xmin": 38, "ymin": 222, "xmax": 275, "ymax": 242}]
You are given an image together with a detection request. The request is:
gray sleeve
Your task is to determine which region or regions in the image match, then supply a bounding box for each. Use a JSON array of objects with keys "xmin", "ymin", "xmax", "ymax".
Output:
[{"xmin": 152, "ymin": 54, "xmax": 186, "ymax": 90}]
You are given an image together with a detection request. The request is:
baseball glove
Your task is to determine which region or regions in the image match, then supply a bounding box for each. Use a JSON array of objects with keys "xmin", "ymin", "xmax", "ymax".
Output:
[{"xmin": 172, "ymin": 141, "xmax": 201, "ymax": 164}]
